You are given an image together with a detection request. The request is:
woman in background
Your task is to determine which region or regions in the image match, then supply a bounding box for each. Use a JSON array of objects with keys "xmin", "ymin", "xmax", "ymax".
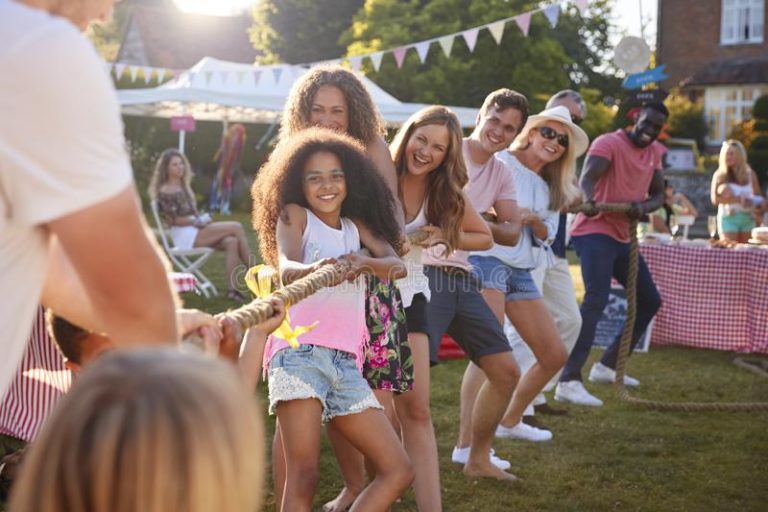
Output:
[
  {"xmin": 711, "ymin": 140, "xmax": 764, "ymax": 242},
  {"xmin": 149, "ymin": 148, "xmax": 252, "ymax": 301}
]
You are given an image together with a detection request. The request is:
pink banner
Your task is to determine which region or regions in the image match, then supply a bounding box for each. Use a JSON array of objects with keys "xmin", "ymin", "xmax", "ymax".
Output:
[
  {"xmin": 393, "ymin": 47, "xmax": 408, "ymax": 68},
  {"xmin": 515, "ymin": 12, "xmax": 531, "ymax": 36}
]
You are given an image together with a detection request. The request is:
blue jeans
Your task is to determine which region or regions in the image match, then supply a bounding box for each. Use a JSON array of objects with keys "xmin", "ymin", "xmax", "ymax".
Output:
[{"xmin": 560, "ymin": 234, "xmax": 661, "ymax": 382}]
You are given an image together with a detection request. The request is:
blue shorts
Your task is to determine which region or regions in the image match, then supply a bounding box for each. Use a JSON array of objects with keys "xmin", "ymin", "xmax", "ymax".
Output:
[
  {"xmin": 267, "ymin": 344, "xmax": 382, "ymax": 423},
  {"xmin": 469, "ymin": 255, "xmax": 542, "ymax": 301},
  {"xmin": 719, "ymin": 211, "xmax": 755, "ymax": 234}
]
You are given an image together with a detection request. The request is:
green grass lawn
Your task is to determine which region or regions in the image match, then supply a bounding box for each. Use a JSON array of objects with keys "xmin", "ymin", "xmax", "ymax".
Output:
[{"xmin": 179, "ymin": 213, "xmax": 768, "ymax": 512}]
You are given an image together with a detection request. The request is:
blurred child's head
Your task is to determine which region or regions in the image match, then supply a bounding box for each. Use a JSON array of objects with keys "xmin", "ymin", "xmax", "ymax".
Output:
[
  {"xmin": 252, "ymin": 127, "xmax": 402, "ymax": 266},
  {"xmin": 47, "ymin": 312, "xmax": 113, "ymax": 373},
  {"xmin": 10, "ymin": 349, "xmax": 264, "ymax": 512}
]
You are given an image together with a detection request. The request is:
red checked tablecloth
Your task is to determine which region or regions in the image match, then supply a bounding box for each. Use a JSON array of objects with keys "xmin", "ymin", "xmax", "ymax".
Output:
[{"xmin": 640, "ymin": 243, "xmax": 768, "ymax": 354}]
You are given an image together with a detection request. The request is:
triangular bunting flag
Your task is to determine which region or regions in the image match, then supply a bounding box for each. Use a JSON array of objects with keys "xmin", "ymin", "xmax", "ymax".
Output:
[
  {"xmin": 253, "ymin": 70, "xmax": 262, "ymax": 85},
  {"xmin": 187, "ymin": 71, "xmax": 197, "ymax": 85},
  {"xmin": 393, "ymin": 47, "xmax": 408, "ymax": 69},
  {"xmin": 515, "ymin": 12, "xmax": 532, "ymax": 36},
  {"xmin": 156, "ymin": 68, "xmax": 167, "ymax": 82},
  {"xmin": 143, "ymin": 66, "xmax": 153, "ymax": 84},
  {"xmin": 236, "ymin": 70, "xmax": 246, "ymax": 84},
  {"xmin": 488, "ymin": 20, "xmax": 506, "ymax": 45},
  {"xmin": 203, "ymin": 71, "xmax": 214, "ymax": 85},
  {"xmin": 438, "ymin": 35, "xmax": 454, "ymax": 58},
  {"xmin": 272, "ymin": 67, "xmax": 283, "ymax": 83},
  {"xmin": 574, "ymin": 0, "xmax": 589, "ymax": 15},
  {"xmin": 115, "ymin": 63, "xmax": 126, "ymax": 80},
  {"xmin": 369, "ymin": 52, "xmax": 384, "ymax": 72},
  {"xmin": 221, "ymin": 71, "xmax": 230, "ymax": 85},
  {"xmin": 415, "ymin": 41, "xmax": 430, "ymax": 63},
  {"xmin": 543, "ymin": 4, "xmax": 561, "ymax": 27},
  {"xmin": 348, "ymin": 55, "xmax": 363, "ymax": 71},
  {"xmin": 128, "ymin": 66, "xmax": 139, "ymax": 82},
  {"xmin": 462, "ymin": 28, "xmax": 479, "ymax": 52}
]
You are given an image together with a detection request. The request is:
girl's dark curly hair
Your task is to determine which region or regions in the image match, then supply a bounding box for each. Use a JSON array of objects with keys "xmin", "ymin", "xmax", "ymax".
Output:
[
  {"xmin": 252, "ymin": 127, "xmax": 402, "ymax": 267},
  {"xmin": 279, "ymin": 65, "xmax": 386, "ymax": 144},
  {"xmin": 390, "ymin": 106, "xmax": 467, "ymax": 253}
]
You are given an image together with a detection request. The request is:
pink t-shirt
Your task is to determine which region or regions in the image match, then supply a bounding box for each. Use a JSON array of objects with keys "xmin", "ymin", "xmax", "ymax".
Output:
[
  {"xmin": 422, "ymin": 139, "xmax": 517, "ymax": 269},
  {"xmin": 570, "ymin": 130, "xmax": 666, "ymax": 243}
]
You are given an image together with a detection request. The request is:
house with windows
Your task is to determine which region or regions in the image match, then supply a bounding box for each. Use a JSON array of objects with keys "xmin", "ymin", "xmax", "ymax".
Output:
[{"xmin": 657, "ymin": 0, "xmax": 767, "ymax": 146}]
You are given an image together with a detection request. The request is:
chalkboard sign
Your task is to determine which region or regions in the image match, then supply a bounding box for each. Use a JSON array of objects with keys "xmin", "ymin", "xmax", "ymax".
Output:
[{"xmin": 594, "ymin": 286, "xmax": 651, "ymax": 353}]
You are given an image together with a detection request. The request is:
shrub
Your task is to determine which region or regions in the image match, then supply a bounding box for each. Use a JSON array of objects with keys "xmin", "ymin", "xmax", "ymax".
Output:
[
  {"xmin": 665, "ymin": 93, "xmax": 708, "ymax": 150},
  {"xmin": 748, "ymin": 95, "xmax": 768, "ymax": 188}
]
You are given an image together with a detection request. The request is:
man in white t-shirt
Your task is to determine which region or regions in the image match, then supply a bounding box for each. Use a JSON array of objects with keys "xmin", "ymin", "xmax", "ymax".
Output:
[{"xmin": 0, "ymin": 0, "xmax": 179, "ymax": 396}]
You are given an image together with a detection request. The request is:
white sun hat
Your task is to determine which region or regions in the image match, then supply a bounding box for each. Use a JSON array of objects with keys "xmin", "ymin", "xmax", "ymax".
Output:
[{"xmin": 514, "ymin": 105, "xmax": 590, "ymax": 158}]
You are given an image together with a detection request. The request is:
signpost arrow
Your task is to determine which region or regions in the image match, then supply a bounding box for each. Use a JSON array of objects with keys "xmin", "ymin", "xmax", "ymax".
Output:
[{"xmin": 622, "ymin": 65, "xmax": 669, "ymax": 90}]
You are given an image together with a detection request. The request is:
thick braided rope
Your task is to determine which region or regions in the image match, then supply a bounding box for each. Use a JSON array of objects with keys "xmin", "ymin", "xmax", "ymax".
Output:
[
  {"xmin": 570, "ymin": 203, "xmax": 768, "ymax": 412},
  {"xmin": 223, "ymin": 262, "xmax": 351, "ymax": 332}
]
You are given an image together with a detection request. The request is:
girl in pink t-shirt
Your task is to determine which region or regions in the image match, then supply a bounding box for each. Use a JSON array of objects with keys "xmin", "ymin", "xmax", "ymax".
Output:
[{"xmin": 251, "ymin": 128, "xmax": 412, "ymax": 512}]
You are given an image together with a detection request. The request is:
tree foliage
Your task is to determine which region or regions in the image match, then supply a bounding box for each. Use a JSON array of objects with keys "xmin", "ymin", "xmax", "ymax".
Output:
[
  {"xmin": 250, "ymin": 0, "xmax": 365, "ymax": 64},
  {"xmin": 665, "ymin": 92, "xmax": 708, "ymax": 151},
  {"xmin": 342, "ymin": 0, "xmax": 619, "ymax": 111}
]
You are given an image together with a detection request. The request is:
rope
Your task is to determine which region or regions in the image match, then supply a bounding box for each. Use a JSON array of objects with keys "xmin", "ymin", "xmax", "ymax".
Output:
[
  {"xmin": 569, "ymin": 203, "xmax": 768, "ymax": 412},
  {"xmin": 222, "ymin": 261, "xmax": 352, "ymax": 332}
]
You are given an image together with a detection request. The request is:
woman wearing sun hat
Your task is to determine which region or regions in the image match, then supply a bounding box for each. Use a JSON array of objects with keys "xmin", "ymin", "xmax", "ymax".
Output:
[{"xmin": 457, "ymin": 105, "xmax": 589, "ymax": 445}]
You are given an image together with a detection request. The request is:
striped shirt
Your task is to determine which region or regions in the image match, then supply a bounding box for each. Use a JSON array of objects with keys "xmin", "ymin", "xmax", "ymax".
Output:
[{"xmin": 0, "ymin": 307, "xmax": 71, "ymax": 442}]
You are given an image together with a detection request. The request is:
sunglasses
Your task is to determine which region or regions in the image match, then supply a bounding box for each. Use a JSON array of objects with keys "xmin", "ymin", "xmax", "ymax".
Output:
[{"xmin": 536, "ymin": 126, "xmax": 569, "ymax": 148}]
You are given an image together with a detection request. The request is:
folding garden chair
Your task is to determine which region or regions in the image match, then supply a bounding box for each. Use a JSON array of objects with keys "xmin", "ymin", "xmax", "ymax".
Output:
[{"xmin": 150, "ymin": 201, "xmax": 218, "ymax": 298}]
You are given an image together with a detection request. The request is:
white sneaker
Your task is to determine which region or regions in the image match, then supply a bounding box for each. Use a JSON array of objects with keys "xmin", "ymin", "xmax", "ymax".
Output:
[
  {"xmin": 554, "ymin": 381, "xmax": 604, "ymax": 407},
  {"xmin": 495, "ymin": 421, "xmax": 552, "ymax": 442},
  {"xmin": 588, "ymin": 362, "xmax": 640, "ymax": 387},
  {"xmin": 451, "ymin": 446, "xmax": 511, "ymax": 470}
]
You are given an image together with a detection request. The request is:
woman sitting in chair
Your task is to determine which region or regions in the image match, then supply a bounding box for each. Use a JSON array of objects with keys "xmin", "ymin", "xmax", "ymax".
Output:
[{"xmin": 149, "ymin": 148, "xmax": 251, "ymax": 302}]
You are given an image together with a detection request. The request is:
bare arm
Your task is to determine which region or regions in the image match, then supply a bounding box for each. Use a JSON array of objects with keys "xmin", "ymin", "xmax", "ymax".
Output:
[
  {"xmin": 639, "ymin": 171, "xmax": 666, "ymax": 216},
  {"xmin": 45, "ymin": 187, "xmax": 179, "ymax": 346},
  {"xmin": 487, "ymin": 198, "xmax": 522, "ymax": 246},
  {"xmin": 650, "ymin": 213, "xmax": 670, "ymax": 234},
  {"xmin": 673, "ymin": 193, "xmax": 699, "ymax": 217},
  {"xmin": 580, "ymin": 155, "xmax": 611, "ymax": 202},
  {"xmin": 458, "ymin": 194, "xmax": 493, "ymax": 251},
  {"xmin": 368, "ymin": 137, "xmax": 406, "ymax": 228},
  {"xmin": 711, "ymin": 171, "xmax": 729, "ymax": 205},
  {"xmin": 353, "ymin": 221, "xmax": 407, "ymax": 281}
]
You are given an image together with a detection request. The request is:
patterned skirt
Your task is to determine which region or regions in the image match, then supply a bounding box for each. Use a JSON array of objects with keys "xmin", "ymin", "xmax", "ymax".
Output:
[{"xmin": 363, "ymin": 276, "xmax": 414, "ymax": 393}]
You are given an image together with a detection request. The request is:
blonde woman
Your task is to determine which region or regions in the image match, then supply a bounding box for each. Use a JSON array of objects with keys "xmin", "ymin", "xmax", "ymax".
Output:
[
  {"xmin": 10, "ymin": 349, "xmax": 264, "ymax": 512},
  {"xmin": 457, "ymin": 106, "xmax": 589, "ymax": 448},
  {"xmin": 711, "ymin": 139, "xmax": 764, "ymax": 242},
  {"xmin": 149, "ymin": 148, "xmax": 252, "ymax": 301}
]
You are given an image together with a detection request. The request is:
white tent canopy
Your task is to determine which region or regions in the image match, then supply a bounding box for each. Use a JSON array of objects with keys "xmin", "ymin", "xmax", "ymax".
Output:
[{"xmin": 117, "ymin": 57, "xmax": 478, "ymax": 127}]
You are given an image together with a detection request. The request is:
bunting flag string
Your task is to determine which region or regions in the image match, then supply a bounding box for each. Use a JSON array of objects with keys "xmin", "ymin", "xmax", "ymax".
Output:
[
  {"xmin": 104, "ymin": 0, "xmax": 588, "ymax": 85},
  {"xmin": 298, "ymin": 0, "xmax": 586, "ymax": 72}
]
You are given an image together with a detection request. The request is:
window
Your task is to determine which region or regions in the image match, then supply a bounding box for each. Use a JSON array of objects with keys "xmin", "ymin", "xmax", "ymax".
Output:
[
  {"xmin": 721, "ymin": 0, "xmax": 765, "ymax": 44},
  {"xmin": 704, "ymin": 85, "xmax": 768, "ymax": 143}
]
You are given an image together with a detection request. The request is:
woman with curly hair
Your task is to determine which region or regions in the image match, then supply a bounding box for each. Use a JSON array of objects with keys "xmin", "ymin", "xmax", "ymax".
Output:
[
  {"xmin": 149, "ymin": 148, "xmax": 252, "ymax": 302},
  {"xmin": 271, "ymin": 65, "xmax": 413, "ymax": 511},
  {"xmin": 251, "ymin": 127, "xmax": 412, "ymax": 512},
  {"xmin": 389, "ymin": 105, "xmax": 493, "ymax": 510}
]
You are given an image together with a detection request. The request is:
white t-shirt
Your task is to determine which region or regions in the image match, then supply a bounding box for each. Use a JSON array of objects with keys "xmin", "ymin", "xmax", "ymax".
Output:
[
  {"xmin": 0, "ymin": 1, "xmax": 133, "ymax": 396},
  {"xmin": 478, "ymin": 152, "xmax": 559, "ymax": 269}
]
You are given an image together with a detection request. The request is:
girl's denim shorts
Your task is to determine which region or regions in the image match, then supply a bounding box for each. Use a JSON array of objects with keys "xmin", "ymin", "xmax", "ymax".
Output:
[{"xmin": 267, "ymin": 344, "xmax": 382, "ymax": 423}]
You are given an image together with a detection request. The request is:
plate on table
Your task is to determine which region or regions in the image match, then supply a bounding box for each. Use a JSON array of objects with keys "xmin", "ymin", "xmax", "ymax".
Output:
[
  {"xmin": 747, "ymin": 238, "xmax": 768, "ymax": 247},
  {"xmin": 643, "ymin": 233, "xmax": 672, "ymax": 244},
  {"xmin": 680, "ymin": 238, "xmax": 709, "ymax": 247}
]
